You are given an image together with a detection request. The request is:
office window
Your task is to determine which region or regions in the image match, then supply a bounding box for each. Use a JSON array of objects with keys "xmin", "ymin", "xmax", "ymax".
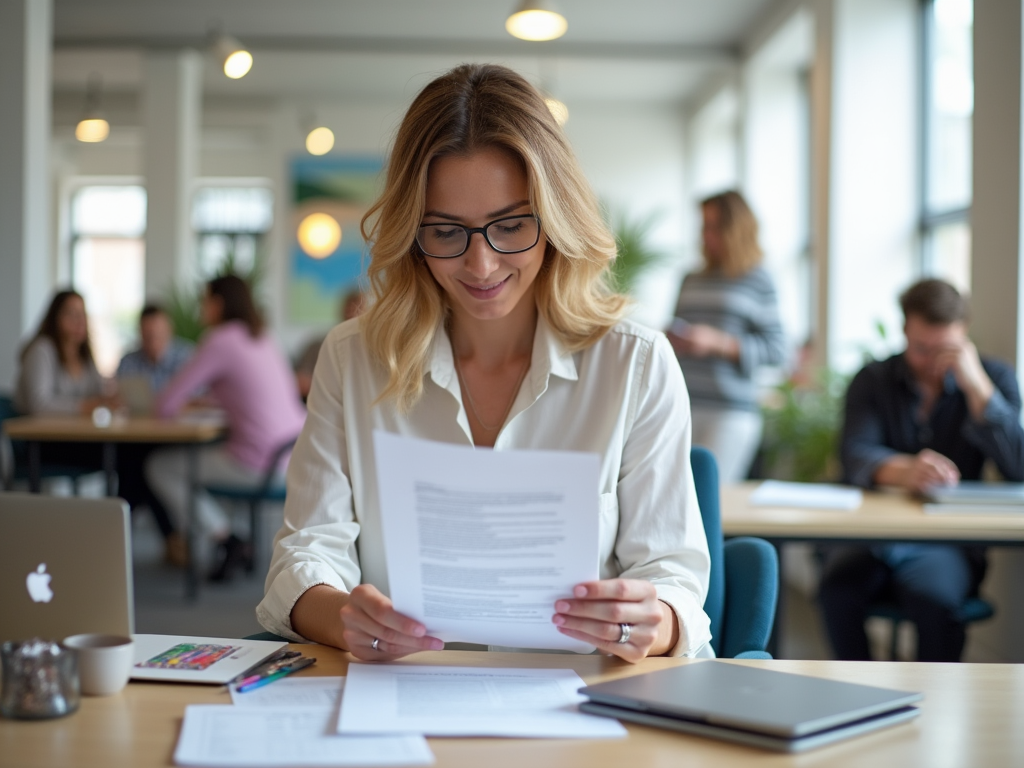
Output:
[
  {"xmin": 70, "ymin": 185, "xmax": 147, "ymax": 375},
  {"xmin": 922, "ymin": 0, "xmax": 972, "ymax": 290},
  {"xmin": 192, "ymin": 185, "xmax": 273, "ymax": 277}
]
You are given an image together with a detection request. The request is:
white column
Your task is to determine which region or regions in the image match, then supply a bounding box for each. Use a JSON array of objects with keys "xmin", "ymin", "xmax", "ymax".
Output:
[
  {"xmin": 966, "ymin": 0, "xmax": 1024, "ymax": 665},
  {"xmin": 0, "ymin": 0, "xmax": 52, "ymax": 392},
  {"xmin": 142, "ymin": 50, "xmax": 202, "ymax": 299}
]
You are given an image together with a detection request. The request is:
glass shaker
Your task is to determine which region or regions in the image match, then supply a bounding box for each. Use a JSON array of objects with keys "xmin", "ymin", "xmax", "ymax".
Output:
[{"xmin": 0, "ymin": 638, "xmax": 80, "ymax": 719}]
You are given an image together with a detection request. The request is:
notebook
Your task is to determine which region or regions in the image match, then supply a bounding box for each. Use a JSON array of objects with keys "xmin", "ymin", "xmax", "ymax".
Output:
[
  {"xmin": 0, "ymin": 492, "xmax": 133, "ymax": 643},
  {"xmin": 578, "ymin": 661, "xmax": 922, "ymax": 753}
]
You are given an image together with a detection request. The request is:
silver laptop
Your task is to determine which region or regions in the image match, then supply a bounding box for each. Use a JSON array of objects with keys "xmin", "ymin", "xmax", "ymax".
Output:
[
  {"xmin": 579, "ymin": 661, "xmax": 922, "ymax": 753},
  {"xmin": 0, "ymin": 492, "xmax": 134, "ymax": 643},
  {"xmin": 924, "ymin": 481, "xmax": 1024, "ymax": 506}
]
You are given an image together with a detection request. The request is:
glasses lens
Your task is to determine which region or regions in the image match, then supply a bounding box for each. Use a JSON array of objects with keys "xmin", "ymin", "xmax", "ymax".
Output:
[
  {"xmin": 486, "ymin": 216, "xmax": 539, "ymax": 253},
  {"xmin": 417, "ymin": 224, "xmax": 468, "ymax": 257}
]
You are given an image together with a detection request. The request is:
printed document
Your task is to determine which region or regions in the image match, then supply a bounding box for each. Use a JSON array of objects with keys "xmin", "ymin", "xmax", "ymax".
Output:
[
  {"xmin": 374, "ymin": 432, "xmax": 600, "ymax": 653},
  {"xmin": 338, "ymin": 664, "xmax": 627, "ymax": 739},
  {"xmin": 230, "ymin": 676, "xmax": 344, "ymax": 708},
  {"xmin": 750, "ymin": 480, "xmax": 863, "ymax": 511},
  {"xmin": 175, "ymin": 705, "xmax": 433, "ymax": 767}
]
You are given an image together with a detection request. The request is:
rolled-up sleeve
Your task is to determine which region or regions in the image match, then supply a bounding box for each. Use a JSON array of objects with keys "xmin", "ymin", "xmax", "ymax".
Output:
[
  {"xmin": 256, "ymin": 332, "xmax": 362, "ymax": 641},
  {"xmin": 616, "ymin": 334, "xmax": 712, "ymax": 656}
]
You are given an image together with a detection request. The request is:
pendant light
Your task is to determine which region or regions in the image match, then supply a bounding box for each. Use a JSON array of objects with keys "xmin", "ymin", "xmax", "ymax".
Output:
[
  {"xmin": 75, "ymin": 76, "xmax": 110, "ymax": 143},
  {"xmin": 212, "ymin": 32, "xmax": 253, "ymax": 79},
  {"xmin": 506, "ymin": 1, "xmax": 568, "ymax": 42}
]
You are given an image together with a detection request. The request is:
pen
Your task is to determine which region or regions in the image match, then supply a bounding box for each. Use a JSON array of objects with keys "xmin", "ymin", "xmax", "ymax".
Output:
[
  {"xmin": 234, "ymin": 653, "xmax": 304, "ymax": 688},
  {"xmin": 228, "ymin": 650, "xmax": 301, "ymax": 686},
  {"xmin": 235, "ymin": 657, "xmax": 316, "ymax": 693}
]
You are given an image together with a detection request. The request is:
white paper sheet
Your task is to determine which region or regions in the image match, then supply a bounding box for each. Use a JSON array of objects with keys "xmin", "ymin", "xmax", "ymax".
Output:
[
  {"xmin": 230, "ymin": 676, "xmax": 344, "ymax": 708},
  {"xmin": 374, "ymin": 432, "xmax": 600, "ymax": 653},
  {"xmin": 749, "ymin": 480, "xmax": 863, "ymax": 511},
  {"xmin": 337, "ymin": 664, "xmax": 628, "ymax": 739},
  {"xmin": 175, "ymin": 705, "xmax": 434, "ymax": 767}
]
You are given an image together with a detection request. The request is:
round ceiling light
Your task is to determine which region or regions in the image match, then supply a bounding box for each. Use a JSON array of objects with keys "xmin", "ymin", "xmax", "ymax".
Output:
[
  {"xmin": 506, "ymin": 2, "xmax": 568, "ymax": 41},
  {"xmin": 212, "ymin": 34, "xmax": 253, "ymax": 79},
  {"xmin": 306, "ymin": 126, "xmax": 335, "ymax": 156},
  {"xmin": 297, "ymin": 213, "xmax": 342, "ymax": 259}
]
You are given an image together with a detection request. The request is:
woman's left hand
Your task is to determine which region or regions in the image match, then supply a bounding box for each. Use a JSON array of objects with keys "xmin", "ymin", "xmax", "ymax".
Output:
[{"xmin": 552, "ymin": 579, "xmax": 678, "ymax": 663}]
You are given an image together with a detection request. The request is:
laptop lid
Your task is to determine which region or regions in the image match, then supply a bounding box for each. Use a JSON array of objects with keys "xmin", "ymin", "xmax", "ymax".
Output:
[
  {"xmin": 579, "ymin": 661, "xmax": 922, "ymax": 738},
  {"xmin": 0, "ymin": 492, "xmax": 134, "ymax": 643},
  {"xmin": 924, "ymin": 481, "xmax": 1024, "ymax": 505}
]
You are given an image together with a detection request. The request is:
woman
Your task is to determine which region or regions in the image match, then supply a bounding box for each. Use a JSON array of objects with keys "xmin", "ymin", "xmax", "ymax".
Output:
[
  {"xmin": 667, "ymin": 191, "xmax": 786, "ymax": 484},
  {"xmin": 146, "ymin": 275, "xmax": 306, "ymax": 581},
  {"xmin": 15, "ymin": 290, "xmax": 110, "ymax": 417},
  {"xmin": 258, "ymin": 64, "xmax": 710, "ymax": 662}
]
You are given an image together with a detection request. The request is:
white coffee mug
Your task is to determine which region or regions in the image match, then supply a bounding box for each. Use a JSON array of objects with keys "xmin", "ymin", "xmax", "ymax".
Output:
[{"xmin": 62, "ymin": 634, "xmax": 135, "ymax": 696}]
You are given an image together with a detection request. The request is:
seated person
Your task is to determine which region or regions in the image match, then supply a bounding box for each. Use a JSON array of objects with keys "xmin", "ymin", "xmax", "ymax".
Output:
[
  {"xmin": 256, "ymin": 64, "xmax": 712, "ymax": 663},
  {"xmin": 294, "ymin": 289, "xmax": 367, "ymax": 401},
  {"xmin": 819, "ymin": 279, "xmax": 1024, "ymax": 661},
  {"xmin": 146, "ymin": 275, "xmax": 307, "ymax": 581},
  {"xmin": 116, "ymin": 303, "xmax": 194, "ymax": 399},
  {"xmin": 116, "ymin": 303, "xmax": 195, "ymax": 565},
  {"xmin": 13, "ymin": 290, "xmax": 115, "ymax": 476}
]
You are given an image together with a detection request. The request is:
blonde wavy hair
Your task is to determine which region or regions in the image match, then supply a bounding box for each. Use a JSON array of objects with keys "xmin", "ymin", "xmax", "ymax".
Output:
[
  {"xmin": 361, "ymin": 63, "xmax": 628, "ymax": 411},
  {"xmin": 700, "ymin": 190, "xmax": 763, "ymax": 278}
]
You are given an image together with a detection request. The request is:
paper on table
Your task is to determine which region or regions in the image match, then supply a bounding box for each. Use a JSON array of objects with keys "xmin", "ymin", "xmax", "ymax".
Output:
[
  {"xmin": 374, "ymin": 431, "xmax": 600, "ymax": 653},
  {"xmin": 230, "ymin": 676, "xmax": 344, "ymax": 708},
  {"xmin": 175, "ymin": 705, "xmax": 434, "ymax": 767},
  {"xmin": 337, "ymin": 663, "xmax": 628, "ymax": 739},
  {"xmin": 749, "ymin": 480, "xmax": 863, "ymax": 511}
]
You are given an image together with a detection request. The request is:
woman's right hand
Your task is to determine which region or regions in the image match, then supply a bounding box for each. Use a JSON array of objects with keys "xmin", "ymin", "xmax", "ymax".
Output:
[{"xmin": 340, "ymin": 584, "xmax": 444, "ymax": 661}]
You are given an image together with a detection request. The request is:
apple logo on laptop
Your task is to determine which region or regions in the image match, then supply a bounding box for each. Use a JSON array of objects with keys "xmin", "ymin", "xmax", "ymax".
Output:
[{"xmin": 26, "ymin": 564, "xmax": 54, "ymax": 603}]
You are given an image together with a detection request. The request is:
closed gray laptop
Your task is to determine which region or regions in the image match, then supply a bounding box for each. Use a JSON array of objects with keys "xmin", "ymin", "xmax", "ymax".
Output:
[
  {"xmin": 924, "ymin": 481, "xmax": 1024, "ymax": 506},
  {"xmin": 0, "ymin": 492, "xmax": 134, "ymax": 643},
  {"xmin": 579, "ymin": 661, "xmax": 922, "ymax": 752}
]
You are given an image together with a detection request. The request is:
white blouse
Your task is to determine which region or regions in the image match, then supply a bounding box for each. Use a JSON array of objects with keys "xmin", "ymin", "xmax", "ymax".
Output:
[{"xmin": 257, "ymin": 315, "xmax": 712, "ymax": 656}]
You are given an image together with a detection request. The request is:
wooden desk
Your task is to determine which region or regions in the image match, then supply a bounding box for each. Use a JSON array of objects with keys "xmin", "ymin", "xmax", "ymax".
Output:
[
  {"xmin": 2, "ymin": 647, "xmax": 1022, "ymax": 767},
  {"xmin": 722, "ymin": 481, "xmax": 1024, "ymax": 546},
  {"xmin": 2, "ymin": 415, "xmax": 224, "ymax": 598}
]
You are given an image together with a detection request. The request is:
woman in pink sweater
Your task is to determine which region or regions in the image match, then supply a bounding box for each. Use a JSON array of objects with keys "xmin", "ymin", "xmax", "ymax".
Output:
[{"xmin": 146, "ymin": 275, "xmax": 306, "ymax": 581}]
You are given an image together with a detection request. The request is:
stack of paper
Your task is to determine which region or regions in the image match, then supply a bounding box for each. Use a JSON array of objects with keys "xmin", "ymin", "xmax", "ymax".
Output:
[
  {"xmin": 175, "ymin": 677, "xmax": 435, "ymax": 767},
  {"xmin": 749, "ymin": 480, "xmax": 863, "ymax": 511},
  {"xmin": 338, "ymin": 664, "xmax": 627, "ymax": 739}
]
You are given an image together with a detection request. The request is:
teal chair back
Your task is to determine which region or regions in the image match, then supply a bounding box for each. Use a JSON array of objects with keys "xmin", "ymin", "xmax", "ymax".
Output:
[{"xmin": 691, "ymin": 446, "xmax": 778, "ymax": 658}]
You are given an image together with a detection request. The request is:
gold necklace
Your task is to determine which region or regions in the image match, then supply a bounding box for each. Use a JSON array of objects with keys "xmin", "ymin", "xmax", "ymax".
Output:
[{"xmin": 454, "ymin": 353, "xmax": 530, "ymax": 432}]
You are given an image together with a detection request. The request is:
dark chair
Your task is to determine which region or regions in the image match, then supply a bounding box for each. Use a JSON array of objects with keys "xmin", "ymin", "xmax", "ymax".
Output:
[
  {"xmin": 0, "ymin": 394, "xmax": 96, "ymax": 493},
  {"xmin": 203, "ymin": 438, "xmax": 296, "ymax": 574},
  {"xmin": 691, "ymin": 445, "xmax": 779, "ymax": 659},
  {"xmin": 866, "ymin": 596, "xmax": 995, "ymax": 660}
]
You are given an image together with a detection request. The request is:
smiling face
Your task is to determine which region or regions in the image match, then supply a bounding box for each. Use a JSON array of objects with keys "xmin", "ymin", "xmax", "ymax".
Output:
[{"xmin": 420, "ymin": 147, "xmax": 547, "ymax": 325}]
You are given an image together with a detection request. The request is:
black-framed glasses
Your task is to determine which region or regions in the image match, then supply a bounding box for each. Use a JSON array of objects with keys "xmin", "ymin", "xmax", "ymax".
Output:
[{"xmin": 416, "ymin": 214, "xmax": 541, "ymax": 259}]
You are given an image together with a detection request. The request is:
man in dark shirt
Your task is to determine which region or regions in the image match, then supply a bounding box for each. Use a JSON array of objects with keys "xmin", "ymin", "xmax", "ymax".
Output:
[{"xmin": 819, "ymin": 279, "xmax": 1024, "ymax": 661}]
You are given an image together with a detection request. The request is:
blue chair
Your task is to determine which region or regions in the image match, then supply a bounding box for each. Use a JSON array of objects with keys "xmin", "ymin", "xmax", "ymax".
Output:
[
  {"xmin": 867, "ymin": 596, "xmax": 995, "ymax": 660},
  {"xmin": 0, "ymin": 394, "xmax": 96, "ymax": 493},
  {"xmin": 691, "ymin": 446, "xmax": 779, "ymax": 659},
  {"xmin": 204, "ymin": 438, "xmax": 296, "ymax": 575}
]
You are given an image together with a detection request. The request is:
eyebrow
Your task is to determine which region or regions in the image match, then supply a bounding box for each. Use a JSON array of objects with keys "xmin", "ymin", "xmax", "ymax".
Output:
[{"xmin": 422, "ymin": 200, "xmax": 531, "ymax": 222}]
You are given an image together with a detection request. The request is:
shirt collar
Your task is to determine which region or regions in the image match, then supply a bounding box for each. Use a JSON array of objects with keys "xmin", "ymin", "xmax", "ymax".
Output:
[{"xmin": 427, "ymin": 312, "xmax": 579, "ymax": 396}]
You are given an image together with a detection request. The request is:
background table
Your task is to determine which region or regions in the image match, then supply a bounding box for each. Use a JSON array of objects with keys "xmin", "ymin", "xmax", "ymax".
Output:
[
  {"xmin": 2, "ymin": 647, "xmax": 1022, "ymax": 767},
  {"xmin": 2, "ymin": 415, "xmax": 224, "ymax": 598}
]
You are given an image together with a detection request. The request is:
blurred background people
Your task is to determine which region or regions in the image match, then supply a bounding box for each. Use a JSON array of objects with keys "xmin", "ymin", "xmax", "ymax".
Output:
[
  {"xmin": 117, "ymin": 303, "xmax": 194, "ymax": 400},
  {"xmin": 819, "ymin": 279, "xmax": 1024, "ymax": 661},
  {"xmin": 294, "ymin": 287, "xmax": 367, "ymax": 401},
  {"xmin": 667, "ymin": 190, "xmax": 787, "ymax": 483},
  {"xmin": 146, "ymin": 275, "xmax": 306, "ymax": 581},
  {"xmin": 116, "ymin": 303, "xmax": 196, "ymax": 566}
]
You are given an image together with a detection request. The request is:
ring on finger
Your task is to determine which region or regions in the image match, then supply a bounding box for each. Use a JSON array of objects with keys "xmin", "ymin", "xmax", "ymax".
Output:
[
  {"xmin": 617, "ymin": 623, "xmax": 632, "ymax": 644},
  {"xmin": 371, "ymin": 637, "xmax": 380, "ymax": 652}
]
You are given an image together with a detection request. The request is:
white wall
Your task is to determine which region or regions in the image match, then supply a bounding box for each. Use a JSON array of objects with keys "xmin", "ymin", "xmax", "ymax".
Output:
[{"xmin": 52, "ymin": 95, "xmax": 690, "ymax": 353}]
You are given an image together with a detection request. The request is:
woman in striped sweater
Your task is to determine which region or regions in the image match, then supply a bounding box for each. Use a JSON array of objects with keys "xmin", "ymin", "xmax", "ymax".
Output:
[{"xmin": 667, "ymin": 191, "xmax": 787, "ymax": 483}]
